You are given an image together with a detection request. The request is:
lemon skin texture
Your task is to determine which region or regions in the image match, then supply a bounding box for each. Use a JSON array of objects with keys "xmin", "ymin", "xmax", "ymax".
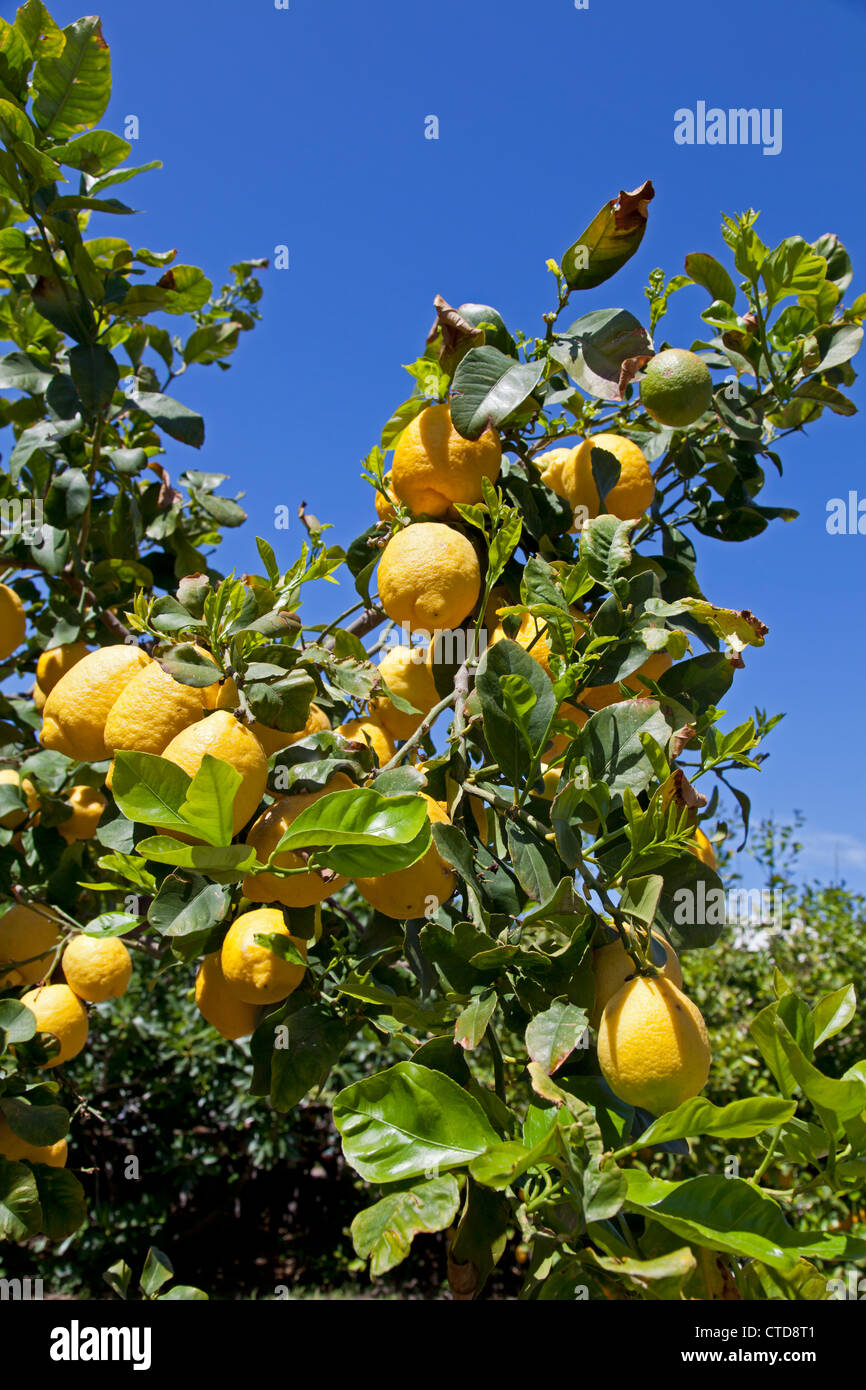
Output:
[
  {"xmin": 598, "ymin": 976, "xmax": 710, "ymax": 1114},
  {"xmin": 377, "ymin": 523, "xmax": 481, "ymax": 633},
  {"xmin": 62, "ymin": 934, "xmax": 132, "ymax": 1002},
  {"xmin": 242, "ymin": 773, "xmax": 353, "ymax": 908},
  {"xmin": 220, "ymin": 908, "xmax": 308, "ymax": 1006},
  {"xmin": 41, "ymin": 645, "xmax": 151, "ymax": 762},
  {"xmin": 19, "ymin": 983, "xmax": 89, "ymax": 1069},
  {"xmin": 0, "ymin": 905, "xmax": 62, "ymax": 987},
  {"xmin": 195, "ymin": 951, "xmax": 260, "ymax": 1040},
  {"xmin": 391, "ymin": 404, "xmax": 501, "ymax": 517},
  {"xmin": 160, "ymin": 710, "xmax": 268, "ymax": 837},
  {"xmin": 355, "ymin": 795, "xmax": 456, "ymax": 921}
]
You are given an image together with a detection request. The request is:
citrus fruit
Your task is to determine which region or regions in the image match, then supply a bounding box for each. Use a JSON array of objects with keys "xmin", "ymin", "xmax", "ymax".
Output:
[
  {"xmin": 371, "ymin": 644, "xmax": 440, "ymax": 740},
  {"xmin": 57, "ymin": 786, "xmax": 106, "ymax": 843},
  {"xmin": 195, "ymin": 951, "xmax": 260, "ymax": 1040},
  {"xmin": 62, "ymin": 934, "xmax": 132, "ymax": 1002},
  {"xmin": 20, "ymin": 983, "xmax": 89, "ymax": 1068},
  {"xmin": 0, "ymin": 904, "xmax": 61, "ymax": 987},
  {"xmin": 220, "ymin": 908, "xmax": 307, "ymax": 1005},
  {"xmin": 161, "ymin": 710, "xmax": 268, "ymax": 836},
  {"xmin": 591, "ymin": 930, "xmax": 682, "ymax": 1030},
  {"xmin": 640, "ymin": 348, "xmax": 713, "ymax": 428},
  {"xmin": 104, "ymin": 658, "xmax": 213, "ymax": 756},
  {"xmin": 242, "ymin": 773, "xmax": 353, "ymax": 908},
  {"xmin": 252, "ymin": 703, "xmax": 331, "ymax": 758},
  {"xmin": 375, "ymin": 474, "xmax": 398, "ymax": 522},
  {"xmin": 391, "ymin": 404, "xmax": 501, "ymax": 517},
  {"xmin": 537, "ymin": 446, "xmax": 574, "ymax": 496},
  {"xmin": 377, "ymin": 523, "xmax": 481, "ymax": 632},
  {"xmin": 355, "ymin": 794, "xmax": 456, "ymax": 920},
  {"xmin": 33, "ymin": 642, "xmax": 89, "ymax": 712},
  {"xmin": 556, "ymin": 434, "xmax": 655, "ymax": 526},
  {"xmin": 0, "ymin": 768, "xmax": 39, "ymax": 828},
  {"xmin": 0, "ymin": 583, "xmax": 25, "ymax": 661},
  {"xmin": 0, "ymin": 1113, "xmax": 67, "ymax": 1168},
  {"xmin": 41, "ymin": 645, "xmax": 151, "ymax": 762},
  {"xmin": 597, "ymin": 975, "xmax": 710, "ymax": 1113},
  {"xmin": 339, "ymin": 716, "xmax": 395, "ymax": 768},
  {"xmin": 692, "ymin": 827, "xmax": 718, "ymax": 871}
]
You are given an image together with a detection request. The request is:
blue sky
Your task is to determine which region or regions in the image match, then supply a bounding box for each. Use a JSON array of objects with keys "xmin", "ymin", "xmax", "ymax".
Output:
[{"xmin": 13, "ymin": 0, "xmax": 866, "ymax": 888}]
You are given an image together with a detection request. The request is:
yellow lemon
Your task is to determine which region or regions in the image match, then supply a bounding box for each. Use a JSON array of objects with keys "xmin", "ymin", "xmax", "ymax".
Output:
[
  {"xmin": 104, "ymin": 659, "xmax": 214, "ymax": 756},
  {"xmin": 370, "ymin": 644, "xmax": 440, "ymax": 740},
  {"xmin": 35, "ymin": 642, "xmax": 89, "ymax": 698},
  {"xmin": 220, "ymin": 908, "xmax": 307, "ymax": 1005},
  {"xmin": 355, "ymin": 794, "xmax": 456, "ymax": 920},
  {"xmin": 591, "ymin": 931, "xmax": 682, "ymax": 1030},
  {"xmin": 0, "ymin": 583, "xmax": 26, "ymax": 661},
  {"xmin": 161, "ymin": 710, "xmax": 268, "ymax": 837},
  {"xmin": 62, "ymin": 934, "xmax": 132, "ymax": 1002},
  {"xmin": 242, "ymin": 773, "xmax": 353, "ymax": 908},
  {"xmin": 41, "ymin": 645, "xmax": 151, "ymax": 762},
  {"xmin": 598, "ymin": 976, "xmax": 710, "ymax": 1114},
  {"xmin": 19, "ymin": 983, "xmax": 89, "ymax": 1069},
  {"xmin": 57, "ymin": 785, "xmax": 106, "ymax": 844},
  {"xmin": 252, "ymin": 704, "xmax": 331, "ymax": 758},
  {"xmin": 0, "ymin": 769, "xmax": 39, "ymax": 829},
  {"xmin": 555, "ymin": 435, "xmax": 655, "ymax": 527},
  {"xmin": 377, "ymin": 523, "xmax": 481, "ymax": 633},
  {"xmin": 692, "ymin": 827, "xmax": 718, "ymax": 871},
  {"xmin": 391, "ymin": 404, "xmax": 501, "ymax": 517},
  {"xmin": 537, "ymin": 447, "xmax": 574, "ymax": 495},
  {"xmin": 0, "ymin": 904, "xmax": 62, "ymax": 987},
  {"xmin": 195, "ymin": 951, "xmax": 260, "ymax": 1039},
  {"xmin": 0, "ymin": 1114, "xmax": 67, "ymax": 1168},
  {"xmin": 339, "ymin": 715, "xmax": 395, "ymax": 768}
]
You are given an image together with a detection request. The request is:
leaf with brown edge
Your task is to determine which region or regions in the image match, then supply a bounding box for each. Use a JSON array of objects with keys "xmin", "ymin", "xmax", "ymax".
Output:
[
  {"xmin": 428, "ymin": 294, "xmax": 484, "ymax": 374},
  {"xmin": 618, "ymin": 353, "xmax": 653, "ymax": 396},
  {"xmin": 562, "ymin": 181, "xmax": 656, "ymax": 292}
]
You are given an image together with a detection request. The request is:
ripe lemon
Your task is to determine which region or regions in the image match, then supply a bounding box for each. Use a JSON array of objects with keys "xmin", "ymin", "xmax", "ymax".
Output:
[
  {"xmin": 62, "ymin": 934, "xmax": 132, "ymax": 1002},
  {"xmin": 161, "ymin": 710, "xmax": 268, "ymax": 836},
  {"xmin": 377, "ymin": 523, "xmax": 481, "ymax": 633},
  {"xmin": 391, "ymin": 404, "xmax": 501, "ymax": 517},
  {"xmin": 41, "ymin": 645, "xmax": 151, "ymax": 762},
  {"xmin": 598, "ymin": 976, "xmax": 710, "ymax": 1114},
  {"xmin": 243, "ymin": 773, "xmax": 353, "ymax": 908},
  {"xmin": 0, "ymin": 1114, "xmax": 67, "ymax": 1168},
  {"xmin": 371, "ymin": 645, "xmax": 440, "ymax": 740},
  {"xmin": 692, "ymin": 827, "xmax": 718, "ymax": 871},
  {"xmin": 0, "ymin": 769, "xmax": 39, "ymax": 828},
  {"xmin": 220, "ymin": 908, "xmax": 308, "ymax": 1005},
  {"xmin": 20, "ymin": 983, "xmax": 89, "ymax": 1068},
  {"xmin": 640, "ymin": 348, "xmax": 713, "ymax": 428},
  {"xmin": 252, "ymin": 703, "xmax": 331, "ymax": 758},
  {"xmin": 537, "ymin": 447, "xmax": 574, "ymax": 495},
  {"xmin": 375, "ymin": 474, "xmax": 398, "ymax": 522},
  {"xmin": 0, "ymin": 905, "xmax": 62, "ymax": 987},
  {"xmin": 590, "ymin": 931, "xmax": 682, "ymax": 1030},
  {"xmin": 57, "ymin": 785, "xmax": 106, "ymax": 843},
  {"xmin": 355, "ymin": 794, "xmax": 456, "ymax": 920},
  {"xmin": 104, "ymin": 659, "xmax": 212, "ymax": 756},
  {"xmin": 555, "ymin": 434, "xmax": 655, "ymax": 526},
  {"xmin": 339, "ymin": 716, "xmax": 395, "ymax": 768},
  {"xmin": 0, "ymin": 583, "xmax": 26, "ymax": 661},
  {"xmin": 195, "ymin": 951, "xmax": 260, "ymax": 1040},
  {"xmin": 36, "ymin": 641, "xmax": 90, "ymax": 693}
]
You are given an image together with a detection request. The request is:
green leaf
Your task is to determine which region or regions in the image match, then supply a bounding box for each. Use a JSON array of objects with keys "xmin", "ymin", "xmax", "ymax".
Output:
[
  {"xmin": 147, "ymin": 876, "xmax": 231, "ymax": 939},
  {"xmin": 111, "ymin": 750, "xmax": 240, "ymax": 847},
  {"xmin": 130, "ymin": 391, "xmax": 204, "ymax": 447},
  {"xmin": 0, "ymin": 349, "xmax": 54, "ymax": 393},
  {"xmin": 583, "ymin": 1155, "xmax": 627, "ymax": 1222},
  {"xmin": 763, "ymin": 236, "xmax": 827, "ymax": 307},
  {"xmin": 0, "ymin": 1096, "xmax": 68, "ymax": 1146},
  {"xmin": 0, "ymin": 1158, "xmax": 41, "ymax": 1240},
  {"xmin": 684, "ymin": 252, "xmax": 737, "ymax": 305},
  {"xmin": 81, "ymin": 911, "xmax": 141, "ymax": 937},
  {"xmin": 16, "ymin": 2, "xmax": 65, "ymax": 60},
  {"xmin": 32, "ymin": 1167, "xmax": 85, "ymax": 1240},
  {"xmin": 380, "ymin": 395, "xmax": 428, "ymax": 451},
  {"xmin": 469, "ymin": 1131, "xmax": 556, "ymax": 1191},
  {"xmin": 476, "ymin": 638, "xmax": 556, "ymax": 785},
  {"xmin": 625, "ymin": 1171, "xmax": 866, "ymax": 1272},
  {"xmin": 450, "ymin": 346, "xmax": 544, "ymax": 440},
  {"xmin": 812, "ymin": 984, "xmax": 856, "ymax": 1048},
  {"xmin": 561, "ymin": 182, "xmax": 654, "ymax": 290},
  {"xmin": 136, "ymin": 837, "xmax": 257, "ymax": 882},
  {"xmin": 454, "ymin": 992, "xmax": 497, "ymax": 1050},
  {"xmin": 157, "ymin": 1285, "xmax": 208, "ymax": 1301},
  {"xmin": 581, "ymin": 514, "xmax": 637, "ymax": 585},
  {"xmin": 0, "ymin": 999, "xmax": 37, "ymax": 1044},
  {"xmin": 351, "ymin": 1176, "xmax": 461, "ymax": 1277},
  {"xmin": 526, "ymin": 1000, "xmax": 588, "ymax": 1075},
  {"xmin": 581, "ymin": 700, "xmax": 672, "ymax": 798},
  {"xmin": 618, "ymin": 1097, "xmax": 796, "ymax": 1154},
  {"xmin": 158, "ymin": 264, "xmax": 212, "ymax": 314},
  {"xmin": 551, "ymin": 308, "xmax": 651, "ymax": 402},
  {"xmin": 140, "ymin": 1246, "xmax": 174, "ymax": 1298},
  {"xmin": 68, "ymin": 343, "xmax": 119, "ymax": 415},
  {"xmin": 48, "ymin": 129, "xmax": 130, "ymax": 174},
  {"xmin": 333, "ymin": 1061, "xmax": 498, "ymax": 1182},
  {"xmin": 269, "ymin": 1003, "xmax": 356, "ymax": 1112},
  {"xmin": 273, "ymin": 788, "xmax": 426, "ymax": 853},
  {"xmin": 32, "ymin": 15, "xmax": 111, "ymax": 140}
]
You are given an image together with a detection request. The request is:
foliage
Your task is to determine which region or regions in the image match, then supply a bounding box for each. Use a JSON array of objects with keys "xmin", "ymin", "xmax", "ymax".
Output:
[{"xmin": 0, "ymin": 3, "xmax": 864, "ymax": 1300}]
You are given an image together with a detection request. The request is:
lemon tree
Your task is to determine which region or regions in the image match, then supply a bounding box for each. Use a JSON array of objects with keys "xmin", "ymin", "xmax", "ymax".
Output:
[{"xmin": 1, "ymin": 3, "xmax": 866, "ymax": 1299}]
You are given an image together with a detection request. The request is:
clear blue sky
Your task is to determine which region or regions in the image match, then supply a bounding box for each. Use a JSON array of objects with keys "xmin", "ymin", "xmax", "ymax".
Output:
[{"xmin": 19, "ymin": 0, "xmax": 866, "ymax": 888}]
